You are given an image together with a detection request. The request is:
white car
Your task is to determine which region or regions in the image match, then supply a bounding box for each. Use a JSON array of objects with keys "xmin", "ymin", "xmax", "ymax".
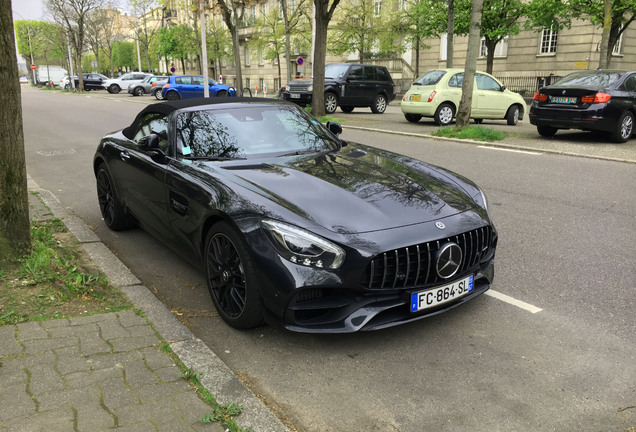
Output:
[{"xmin": 103, "ymin": 72, "xmax": 152, "ymax": 94}]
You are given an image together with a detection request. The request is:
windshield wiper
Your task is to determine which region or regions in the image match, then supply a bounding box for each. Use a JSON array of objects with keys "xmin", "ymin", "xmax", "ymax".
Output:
[
  {"xmin": 183, "ymin": 156, "xmax": 247, "ymax": 161},
  {"xmin": 278, "ymin": 149, "xmax": 321, "ymax": 157}
]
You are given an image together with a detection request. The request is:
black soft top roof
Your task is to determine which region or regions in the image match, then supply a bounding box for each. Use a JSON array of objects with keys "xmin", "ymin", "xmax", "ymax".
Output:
[{"xmin": 122, "ymin": 97, "xmax": 290, "ymax": 139}]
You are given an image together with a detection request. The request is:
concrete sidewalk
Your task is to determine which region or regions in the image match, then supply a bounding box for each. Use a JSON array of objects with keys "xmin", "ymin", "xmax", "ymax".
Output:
[{"xmin": 0, "ymin": 181, "xmax": 289, "ymax": 432}]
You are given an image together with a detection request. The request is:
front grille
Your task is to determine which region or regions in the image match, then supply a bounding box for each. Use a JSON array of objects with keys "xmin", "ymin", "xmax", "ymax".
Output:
[{"xmin": 362, "ymin": 226, "xmax": 493, "ymax": 290}]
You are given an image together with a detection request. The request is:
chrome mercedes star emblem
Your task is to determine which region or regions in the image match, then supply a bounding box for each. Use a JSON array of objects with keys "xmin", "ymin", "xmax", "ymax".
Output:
[
  {"xmin": 435, "ymin": 222, "xmax": 446, "ymax": 230},
  {"xmin": 436, "ymin": 243, "xmax": 462, "ymax": 279}
]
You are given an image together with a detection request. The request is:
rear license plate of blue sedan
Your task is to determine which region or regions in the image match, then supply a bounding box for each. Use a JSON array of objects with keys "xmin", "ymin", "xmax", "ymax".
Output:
[
  {"xmin": 410, "ymin": 275, "xmax": 473, "ymax": 312},
  {"xmin": 549, "ymin": 96, "xmax": 577, "ymax": 104}
]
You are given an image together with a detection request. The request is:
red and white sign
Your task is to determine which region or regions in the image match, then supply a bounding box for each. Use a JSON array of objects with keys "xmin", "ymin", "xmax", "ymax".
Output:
[{"xmin": 30, "ymin": 64, "xmax": 36, "ymax": 70}]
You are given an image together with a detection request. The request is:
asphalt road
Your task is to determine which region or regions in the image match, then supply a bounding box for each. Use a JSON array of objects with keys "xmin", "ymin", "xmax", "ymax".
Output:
[{"xmin": 21, "ymin": 87, "xmax": 636, "ymax": 432}]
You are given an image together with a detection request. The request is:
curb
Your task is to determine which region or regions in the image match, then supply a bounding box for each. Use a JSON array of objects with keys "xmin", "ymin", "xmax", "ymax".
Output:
[{"xmin": 28, "ymin": 177, "xmax": 290, "ymax": 432}]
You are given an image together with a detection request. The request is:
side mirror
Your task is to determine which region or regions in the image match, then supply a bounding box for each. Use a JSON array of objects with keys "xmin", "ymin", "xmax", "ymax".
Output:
[
  {"xmin": 500, "ymin": 86, "xmax": 506, "ymax": 92},
  {"xmin": 138, "ymin": 133, "xmax": 160, "ymax": 150},
  {"xmin": 326, "ymin": 121, "xmax": 342, "ymax": 136}
]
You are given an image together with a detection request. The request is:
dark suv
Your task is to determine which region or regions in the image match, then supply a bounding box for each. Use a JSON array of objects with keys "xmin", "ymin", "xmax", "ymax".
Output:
[{"xmin": 282, "ymin": 63, "xmax": 396, "ymax": 114}]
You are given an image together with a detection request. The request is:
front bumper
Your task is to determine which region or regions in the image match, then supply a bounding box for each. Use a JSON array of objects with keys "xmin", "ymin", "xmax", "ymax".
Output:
[{"xmin": 282, "ymin": 92, "xmax": 313, "ymax": 106}]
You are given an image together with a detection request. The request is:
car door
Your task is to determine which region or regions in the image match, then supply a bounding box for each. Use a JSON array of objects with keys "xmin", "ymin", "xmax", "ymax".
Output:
[
  {"xmin": 343, "ymin": 65, "xmax": 365, "ymax": 106},
  {"xmin": 446, "ymin": 72, "xmax": 478, "ymax": 114},
  {"xmin": 475, "ymin": 73, "xmax": 508, "ymax": 118},
  {"xmin": 112, "ymin": 113, "xmax": 172, "ymax": 237},
  {"xmin": 174, "ymin": 76, "xmax": 192, "ymax": 98},
  {"xmin": 190, "ymin": 76, "xmax": 206, "ymax": 98}
]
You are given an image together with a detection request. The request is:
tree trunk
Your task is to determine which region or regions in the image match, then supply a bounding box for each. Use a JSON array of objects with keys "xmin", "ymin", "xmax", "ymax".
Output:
[
  {"xmin": 312, "ymin": 1, "xmax": 328, "ymax": 117},
  {"xmin": 485, "ymin": 38, "xmax": 496, "ymax": 74},
  {"xmin": 456, "ymin": 0, "xmax": 483, "ymax": 128},
  {"xmin": 446, "ymin": 0, "xmax": 454, "ymax": 68},
  {"xmin": 598, "ymin": 0, "xmax": 612, "ymax": 69},
  {"xmin": 0, "ymin": 0, "xmax": 31, "ymax": 261}
]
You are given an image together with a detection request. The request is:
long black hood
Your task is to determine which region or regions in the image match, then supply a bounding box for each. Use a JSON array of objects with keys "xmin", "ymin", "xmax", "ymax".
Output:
[{"xmin": 211, "ymin": 144, "xmax": 480, "ymax": 234}]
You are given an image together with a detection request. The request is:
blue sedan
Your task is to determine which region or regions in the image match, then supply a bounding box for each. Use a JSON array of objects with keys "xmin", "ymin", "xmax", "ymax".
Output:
[{"xmin": 162, "ymin": 75, "xmax": 236, "ymax": 100}]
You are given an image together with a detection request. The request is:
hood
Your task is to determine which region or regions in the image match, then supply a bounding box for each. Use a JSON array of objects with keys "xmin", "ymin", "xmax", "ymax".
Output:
[{"xmin": 211, "ymin": 145, "xmax": 479, "ymax": 234}]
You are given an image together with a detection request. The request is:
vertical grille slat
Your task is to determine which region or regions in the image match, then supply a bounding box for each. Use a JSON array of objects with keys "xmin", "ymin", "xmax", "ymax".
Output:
[{"xmin": 363, "ymin": 226, "xmax": 493, "ymax": 290}]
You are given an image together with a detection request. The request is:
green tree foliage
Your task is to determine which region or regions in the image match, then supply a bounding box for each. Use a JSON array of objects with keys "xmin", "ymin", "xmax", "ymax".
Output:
[
  {"xmin": 206, "ymin": 19, "xmax": 233, "ymax": 77},
  {"xmin": 525, "ymin": 0, "xmax": 636, "ymax": 67},
  {"xmin": 157, "ymin": 25, "xmax": 197, "ymax": 74},
  {"xmin": 328, "ymin": 0, "xmax": 380, "ymax": 62},
  {"xmin": 113, "ymin": 41, "xmax": 135, "ymax": 71}
]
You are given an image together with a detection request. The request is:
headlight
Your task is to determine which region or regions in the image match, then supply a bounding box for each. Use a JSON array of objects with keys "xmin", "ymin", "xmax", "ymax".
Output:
[
  {"xmin": 307, "ymin": 85, "xmax": 313, "ymax": 93},
  {"xmin": 473, "ymin": 189, "xmax": 490, "ymax": 216},
  {"xmin": 261, "ymin": 220, "xmax": 345, "ymax": 269}
]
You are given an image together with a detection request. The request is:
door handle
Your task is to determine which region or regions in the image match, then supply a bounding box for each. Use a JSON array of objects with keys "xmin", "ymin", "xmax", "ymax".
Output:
[{"xmin": 120, "ymin": 151, "xmax": 131, "ymax": 162}]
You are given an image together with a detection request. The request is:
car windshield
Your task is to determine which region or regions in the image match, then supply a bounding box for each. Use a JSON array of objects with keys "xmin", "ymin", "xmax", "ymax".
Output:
[
  {"xmin": 325, "ymin": 64, "xmax": 350, "ymax": 79},
  {"xmin": 414, "ymin": 70, "xmax": 447, "ymax": 85},
  {"xmin": 175, "ymin": 104, "xmax": 340, "ymax": 160},
  {"xmin": 553, "ymin": 71, "xmax": 625, "ymax": 88}
]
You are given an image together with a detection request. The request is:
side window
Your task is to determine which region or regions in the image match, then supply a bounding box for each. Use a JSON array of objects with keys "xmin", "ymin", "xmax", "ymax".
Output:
[
  {"xmin": 348, "ymin": 66, "xmax": 363, "ymax": 79},
  {"xmin": 376, "ymin": 67, "xmax": 390, "ymax": 82},
  {"xmin": 449, "ymin": 73, "xmax": 464, "ymax": 88},
  {"xmin": 122, "ymin": 75, "xmax": 132, "ymax": 81},
  {"xmin": 175, "ymin": 76, "xmax": 191, "ymax": 85},
  {"xmin": 622, "ymin": 75, "xmax": 636, "ymax": 92},
  {"xmin": 192, "ymin": 76, "xmax": 204, "ymax": 85},
  {"xmin": 363, "ymin": 66, "xmax": 375, "ymax": 80},
  {"xmin": 476, "ymin": 74, "xmax": 501, "ymax": 91},
  {"xmin": 133, "ymin": 114, "xmax": 170, "ymax": 155}
]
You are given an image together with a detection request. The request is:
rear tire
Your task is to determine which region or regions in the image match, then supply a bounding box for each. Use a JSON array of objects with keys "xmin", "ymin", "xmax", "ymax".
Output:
[
  {"xmin": 154, "ymin": 89, "xmax": 164, "ymax": 100},
  {"xmin": 371, "ymin": 94, "xmax": 387, "ymax": 114},
  {"xmin": 434, "ymin": 103, "xmax": 454, "ymax": 126},
  {"xmin": 108, "ymin": 84, "xmax": 120, "ymax": 94},
  {"xmin": 537, "ymin": 125, "xmax": 558, "ymax": 137},
  {"xmin": 404, "ymin": 113, "xmax": 422, "ymax": 123},
  {"xmin": 204, "ymin": 222, "xmax": 263, "ymax": 329},
  {"xmin": 96, "ymin": 164, "xmax": 136, "ymax": 231},
  {"xmin": 611, "ymin": 111, "xmax": 634, "ymax": 143},
  {"xmin": 133, "ymin": 87, "xmax": 144, "ymax": 96},
  {"xmin": 341, "ymin": 106, "xmax": 354, "ymax": 113}
]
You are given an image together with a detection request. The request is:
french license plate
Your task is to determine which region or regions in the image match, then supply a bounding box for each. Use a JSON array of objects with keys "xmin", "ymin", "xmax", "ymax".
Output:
[
  {"xmin": 409, "ymin": 95, "xmax": 421, "ymax": 101},
  {"xmin": 549, "ymin": 96, "xmax": 577, "ymax": 104},
  {"xmin": 290, "ymin": 93, "xmax": 301, "ymax": 99},
  {"xmin": 410, "ymin": 275, "xmax": 474, "ymax": 312}
]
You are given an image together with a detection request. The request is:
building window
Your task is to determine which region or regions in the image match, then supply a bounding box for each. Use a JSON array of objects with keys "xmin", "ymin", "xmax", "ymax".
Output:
[
  {"xmin": 245, "ymin": 46, "xmax": 251, "ymax": 66},
  {"xmin": 246, "ymin": 78, "xmax": 251, "ymax": 89},
  {"xmin": 613, "ymin": 32, "xmax": 623, "ymax": 55},
  {"xmin": 259, "ymin": 51, "xmax": 265, "ymax": 65},
  {"xmin": 274, "ymin": 77, "xmax": 280, "ymax": 90},
  {"xmin": 374, "ymin": 0, "xmax": 382, "ymax": 15},
  {"xmin": 259, "ymin": 78, "xmax": 264, "ymax": 92},
  {"xmin": 540, "ymin": 28, "xmax": 558, "ymax": 54},
  {"xmin": 261, "ymin": 4, "xmax": 266, "ymax": 16},
  {"xmin": 480, "ymin": 36, "xmax": 508, "ymax": 58}
]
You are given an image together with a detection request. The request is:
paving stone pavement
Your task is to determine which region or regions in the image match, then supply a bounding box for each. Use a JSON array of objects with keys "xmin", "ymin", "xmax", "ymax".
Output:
[
  {"xmin": 0, "ymin": 184, "xmax": 290, "ymax": 432},
  {"xmin": 0, "ymin": 311, "xmax": 223, "ymax": 432}
]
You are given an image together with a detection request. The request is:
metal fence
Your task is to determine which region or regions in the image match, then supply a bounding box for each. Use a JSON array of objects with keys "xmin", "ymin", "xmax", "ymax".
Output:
[{"xmin": 493, "ymin": 75, "xmax": 563, "ymax": 96}]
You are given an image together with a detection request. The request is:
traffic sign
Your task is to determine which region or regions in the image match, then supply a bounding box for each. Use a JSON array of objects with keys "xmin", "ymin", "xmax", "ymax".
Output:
[
  {"xmin": 296, "ymin": 57, "xmax": 304, "ymax": 66},
  {"xmin": 30, "ymin": 64, "xmax": 36, "ymax": 70}
]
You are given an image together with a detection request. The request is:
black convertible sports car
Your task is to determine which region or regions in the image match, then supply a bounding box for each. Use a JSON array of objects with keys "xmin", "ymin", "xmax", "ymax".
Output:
[{"xmin": 94, "ymin": 98, "xmax": 497, "ymax": 332}]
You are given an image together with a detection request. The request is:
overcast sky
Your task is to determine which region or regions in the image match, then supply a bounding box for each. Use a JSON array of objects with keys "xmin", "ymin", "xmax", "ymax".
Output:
[{"xmin": 12, "ymin": 0, "xmax": 47, "ymax": 21}]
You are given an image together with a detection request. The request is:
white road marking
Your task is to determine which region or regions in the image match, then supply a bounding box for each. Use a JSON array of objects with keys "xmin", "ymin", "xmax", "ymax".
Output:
[
  {"xmin": 485, "ymin": 290, "xmax": 543, "ymax": 313},
  {"xmin": 478, "ymin": 145, "xmax": 542, "ymax": 155}
]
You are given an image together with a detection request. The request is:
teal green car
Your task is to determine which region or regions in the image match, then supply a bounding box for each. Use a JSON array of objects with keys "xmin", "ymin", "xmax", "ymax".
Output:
[{"xmin": 401, "ymin": 68, "xmax": 526, "ymax": 126}]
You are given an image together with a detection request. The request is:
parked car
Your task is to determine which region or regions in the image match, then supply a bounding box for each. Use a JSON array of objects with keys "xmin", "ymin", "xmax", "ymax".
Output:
[
  {"xmin": 401, "ymin": 69, "xmax": 526, "ymax": 126},
  {"xmin": 161, "ymin": 75, "xmax": 236, "ymax": 100},
  {"xmin": 103, "ymin": 72, "xmax": 152, "ymax": 94},
  {"xmin": 529, "ymin": 69, "xmax": 636, "ymax": 143},
  {"xmin": 60, "ymin": 73, "xmax": 108, "ymax": 91},
  {"xmin": 93, "ymin": 97, "xmax": 497, "ymax": 332},
  {"xmin": 128, "ymin": 75, "xmax": 169, "ymax": 97},
  {"xmin": 19, "ymin": 76, "xmax": 29, "ymax": 84},
  {"xmin": 282, "ymin": 63, "xmax": 396, "ymax": 114},
  {"xmin": 36, "ymin": 65, "xmax": 67, "ymax": 86}
]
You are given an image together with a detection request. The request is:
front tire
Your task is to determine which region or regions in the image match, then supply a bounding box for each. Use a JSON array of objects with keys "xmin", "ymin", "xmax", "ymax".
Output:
[
  {"xmin": 404, "ymin": 113, "xmax": 422, "ymax": 123},
  {"xmin": 133, "ymin": 87, "xmax": 144, "ymax": 96},
  {"xmin": 371, "ymin": 94, "xmax": 387, "ymax": 114},
  {"xmin": 96, "ymin": 164, "xmax": 136, "ymax": 231},
  {"xmin": 108, "ymin": 84, "xmax": 120, "ymax": 94},
  {"xmin": 204, "ymin": 222, "xmax": 263, "ymax": 329},
  {"xmin": 324, "ymin": 92, "xmax": 338, "ymax": 114},
  {"xmin": 612, "ymin": 111, "xmax": 634, "ymax": 143},
  {"xmin": 506, "ymin": 105, "xmax": 521, "ymax": 126},
  {"xmin": 434, "ymin": 103, "xmax": 455, "ymax": 126},
  {"xmin": 537, "ymin": 124, "xmax": 558, "ymax": 137},
  {"xmin": 216, "ymin": 90, "xmax": 227, "ymax": 97},
  {"xmin": 165, "ymin": 90, "xmax": 181, "ymax": 100},
  {"xmin": 341, "ymin": 106, "xmax": 354, "ymax": 113},
  {"xmin": 154, "ymin": 89, "xmax": 164, "ymax": 100}
]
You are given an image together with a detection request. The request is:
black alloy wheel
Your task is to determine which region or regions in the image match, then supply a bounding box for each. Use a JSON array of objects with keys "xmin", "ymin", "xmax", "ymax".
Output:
[
  {"xmin": 96, "ymin": 164, "xmax": 136, "ymax": 231},
  {"xmin": 204, "ymin": 222, "xmax": 263, "ymax": 329}
]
